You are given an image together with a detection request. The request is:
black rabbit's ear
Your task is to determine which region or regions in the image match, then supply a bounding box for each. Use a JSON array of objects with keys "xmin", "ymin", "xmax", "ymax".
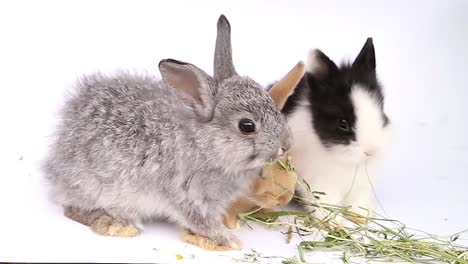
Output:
[
  {"xmin": 159, "ymin": 59, "xmax": 215, "ymax": 119},
  {"xmin": 305, "ymin": 49, "xmax": 338, "ymax": 80},
  {"xmin": 352, "ymin": 38, "xmax": 376, "ymax": 71}
]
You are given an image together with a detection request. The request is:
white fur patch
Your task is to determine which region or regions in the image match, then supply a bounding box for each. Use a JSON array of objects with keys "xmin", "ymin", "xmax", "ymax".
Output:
[
  {"xmin": 287, "ymin": 87, "xmax": 391, "ymax": 217},
  {"xmin": 351, "ymin": 85, "xmax": 388, "ymax": 157}
]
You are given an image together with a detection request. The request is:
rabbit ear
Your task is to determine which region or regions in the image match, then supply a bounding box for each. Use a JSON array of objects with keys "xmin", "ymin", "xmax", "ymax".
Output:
[
  {"xmin": 352, "ymin": 37, "xmax": 376, "ymax": 71},
  {"xmin": 306, "ymin": 49, "xmax": 338, "ymax": 80},
  {"xmin": 213, "ymin": 15, "xmax": 237, "ymax": 84},
  {"xmin": 269, "ymin": 61, "xmax": 305, "ymax": 110},
  {"xmin": 159, "ymin": 59, "xmax": 215, "ymax": 118}
]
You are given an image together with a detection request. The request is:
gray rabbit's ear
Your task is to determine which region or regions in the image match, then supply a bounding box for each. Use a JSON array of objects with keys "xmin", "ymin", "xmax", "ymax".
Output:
[
  {"xmin": 159, "ymin": 59, "xmax": 215, "ymax": 118},
  {"xmin": 213, "ymin": 15, "xmax": 237, "ymax": 84}
]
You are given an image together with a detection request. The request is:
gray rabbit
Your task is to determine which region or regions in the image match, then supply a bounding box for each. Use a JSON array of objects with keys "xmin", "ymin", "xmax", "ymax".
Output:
[{"xmin": 43, "ymin": 15, "xmax": 294, "ymax": 250}]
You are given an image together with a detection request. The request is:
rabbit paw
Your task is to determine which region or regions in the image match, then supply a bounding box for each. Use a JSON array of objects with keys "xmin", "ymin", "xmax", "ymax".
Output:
[
  {"xmin": 64, "ymin": 206, "xmax": 104, "ymax": 226},
  {"xmin": 181, "ymin": 229, "xmax": 242, "ymax": 251},
  {"xmin": 90, "ymin": 215, "xmax": 140, "ymax": 237},
  {"xmin": 223, "ymin": 214, "xmax": 241, "ymax": 230}
]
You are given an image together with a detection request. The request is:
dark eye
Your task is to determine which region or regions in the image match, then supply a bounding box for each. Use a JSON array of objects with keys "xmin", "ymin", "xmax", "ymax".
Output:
[
  {"xmin": 337, "ymin": 119, "xmax": 350, "ymax": 132},
  {"xmin": 238, "ymin": 119, "xmax": 256, "ymax": 134}
]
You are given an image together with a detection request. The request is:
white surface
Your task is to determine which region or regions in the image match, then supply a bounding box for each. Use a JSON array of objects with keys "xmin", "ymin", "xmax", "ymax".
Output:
[{"xmin": 0, "ymin": 0, "xmax": 467, "ymax": 263}]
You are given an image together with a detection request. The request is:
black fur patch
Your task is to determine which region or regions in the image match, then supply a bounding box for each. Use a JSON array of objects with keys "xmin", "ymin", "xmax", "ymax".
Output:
[{"xmin": 282, "ymin": 38, "xmax": 387, "ymax": 147}]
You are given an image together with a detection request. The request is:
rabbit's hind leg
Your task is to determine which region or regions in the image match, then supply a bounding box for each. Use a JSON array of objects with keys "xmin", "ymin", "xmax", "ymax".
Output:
[
  {"xmin": 64, "ymin": 206, "xmax": 140, "ymax": 237},
  {"xmin": 64, "ymin": 206, "xmax": 104, "ymax": 226}
]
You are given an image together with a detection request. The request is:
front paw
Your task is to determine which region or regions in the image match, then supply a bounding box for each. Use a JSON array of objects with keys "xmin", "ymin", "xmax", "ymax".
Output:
[
  {"xmin": 181, "ymin": 229, "xmax": 242, "ymax": 251},
  {"xmin": 223, "ymin": 213, "xmax": 241, "ymax": 229},
  {"xmin": 211, "ymin": 231, "xmax": 242, "ymax": 250}
]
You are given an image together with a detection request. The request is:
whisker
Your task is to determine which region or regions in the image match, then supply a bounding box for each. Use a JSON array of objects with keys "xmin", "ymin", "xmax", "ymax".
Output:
[
  {"xmin": 339, "ymin": 163, "xmax": 360, "ymax": 204},
  {"xmin": 365, "ymin": 158, "xmax": 389, "ymax": 218}
]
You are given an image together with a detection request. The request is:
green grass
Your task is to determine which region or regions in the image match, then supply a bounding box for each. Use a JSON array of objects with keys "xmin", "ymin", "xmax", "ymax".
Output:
[{"xmin": 239, "ymin": 181, "xmax": 468, "ymax": 264}]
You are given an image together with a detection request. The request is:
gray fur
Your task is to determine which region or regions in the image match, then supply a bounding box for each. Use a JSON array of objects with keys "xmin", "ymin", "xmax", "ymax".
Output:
[
  {"xmin": 43, "ymin": 15, "xmax": 291, "ymax": 247},
  {"xmin": 213, "ymin": 15, "xmax": 236, "ymax": 85}
]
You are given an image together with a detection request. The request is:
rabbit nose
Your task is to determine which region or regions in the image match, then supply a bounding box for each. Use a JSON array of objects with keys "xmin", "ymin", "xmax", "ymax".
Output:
[
  {"xmin": 364, "ymin": 146, "xmax": 378, "ymax": 157},
  {"xmin": 283, "ymin": 138, "xmax": 291, "ymax": 149},
  {"xmin": 280, "ymin": 138, "xmax": 292, "ymax": 155},
  {"xmin": 280, "ymin": 128, "xmax": 292, "ymax": 150},
  {"xmin": 278, "ymin": 146, "xmax": 287, "ymax": 157}
]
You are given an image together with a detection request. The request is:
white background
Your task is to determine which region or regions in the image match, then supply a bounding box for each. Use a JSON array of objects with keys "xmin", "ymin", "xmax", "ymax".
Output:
[{"xmin": 0, "ymin": 0, "xmax": 467, "ymax": 263}]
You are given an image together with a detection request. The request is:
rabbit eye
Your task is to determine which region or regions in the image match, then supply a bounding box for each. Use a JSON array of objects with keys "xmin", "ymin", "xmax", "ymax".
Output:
[
  {"xmin": 337, "ymin": 119, "xmax": 351, "ymax": 132},
  {"xmin": 238, "ymin": 119, "xmax": 256, "ymax": 134}
]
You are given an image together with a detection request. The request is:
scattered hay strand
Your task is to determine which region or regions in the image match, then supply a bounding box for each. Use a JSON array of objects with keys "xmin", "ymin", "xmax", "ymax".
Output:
[{"xmin": 239, "ymin": 180, "xmax": 468, "ymax": 264}]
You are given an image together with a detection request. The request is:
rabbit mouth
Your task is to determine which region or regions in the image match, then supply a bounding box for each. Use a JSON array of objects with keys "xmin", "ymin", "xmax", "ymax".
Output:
[
  {"xmin": 246, "ymin": 154, "xmax": 259, "ymax": 165},
  {"xmin": 246, "ymin": 151, "xmax": 277, "ymax": 169},
  {"xmin": 246, "ymin": 153, "xmax": 265, "ymax": 168}
]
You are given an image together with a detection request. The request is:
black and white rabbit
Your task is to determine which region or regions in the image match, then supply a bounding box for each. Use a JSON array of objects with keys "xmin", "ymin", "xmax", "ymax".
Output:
[{"xmin": 281, "ymin": 38, "xmax": 391, "ymax": 221}]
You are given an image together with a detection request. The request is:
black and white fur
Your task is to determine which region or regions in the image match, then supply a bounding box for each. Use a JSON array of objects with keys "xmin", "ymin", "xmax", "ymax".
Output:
[{"xmin": 282, "ymin": 38, "xmax": 391, "ymax": 218}]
